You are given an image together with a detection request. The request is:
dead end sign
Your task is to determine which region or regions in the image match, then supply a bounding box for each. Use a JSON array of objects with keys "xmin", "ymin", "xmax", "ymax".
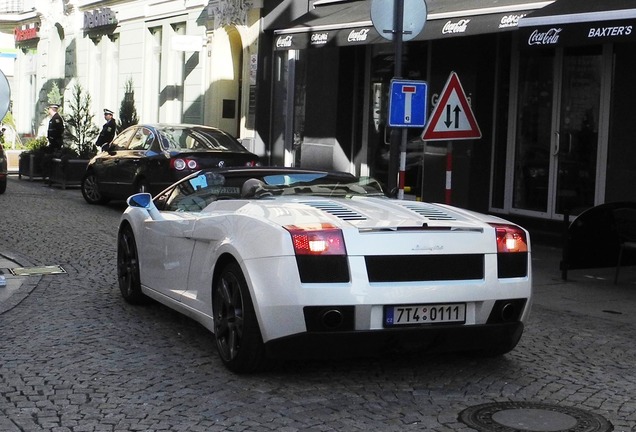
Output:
[
  {"xmin": 422, "ymin": 72, "xmax": 481, "ymax": 141},
  {"xmin": 388, "ymin": 79, "xmax": 427, "ymax": 128}
]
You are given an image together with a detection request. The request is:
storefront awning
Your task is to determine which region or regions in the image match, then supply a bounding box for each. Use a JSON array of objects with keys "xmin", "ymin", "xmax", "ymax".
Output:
[
  {"xmin": 518, "ymin": 0, "xmax": 636, "ymax": 47},
  {"xmin": 273, "ymin": 0, "xmax": 553, "ymax": 50}
]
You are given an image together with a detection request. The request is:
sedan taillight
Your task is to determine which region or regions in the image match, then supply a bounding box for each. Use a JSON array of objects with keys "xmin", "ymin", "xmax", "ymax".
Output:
[{"xmin": 171, "ymin": 158, "xmax": 199, "ymax": 171}]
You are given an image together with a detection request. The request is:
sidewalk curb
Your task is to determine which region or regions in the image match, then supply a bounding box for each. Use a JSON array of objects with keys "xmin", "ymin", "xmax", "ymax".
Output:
[{"xmin": 0, "ymin": 250, "xmax": 42, "ymax": 315}]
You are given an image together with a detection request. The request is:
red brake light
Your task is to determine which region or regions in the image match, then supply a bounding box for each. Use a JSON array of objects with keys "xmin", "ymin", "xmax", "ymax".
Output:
[
  {"xmin": 285, "ymin": 224, "xmax": 346, "ymax": 255},
  {"xmin": 490, "ymin": 224, "xmax": 528, "ymax": 253}
]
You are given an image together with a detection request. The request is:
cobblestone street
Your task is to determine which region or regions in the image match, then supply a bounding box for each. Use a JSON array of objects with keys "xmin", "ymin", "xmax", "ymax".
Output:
[{"xmin": 1, "ymin": 176, "xmax": 635, "ymax": 431}]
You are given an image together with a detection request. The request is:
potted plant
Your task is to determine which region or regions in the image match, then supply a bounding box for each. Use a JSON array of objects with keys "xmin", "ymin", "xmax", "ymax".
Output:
[
  {"xmin": 49, "ymin": 84, "xmax": 99, "ymax": 189},
  {"xmin": 18, "ymin": 136, "xmax": 49, "ymax": 180}
]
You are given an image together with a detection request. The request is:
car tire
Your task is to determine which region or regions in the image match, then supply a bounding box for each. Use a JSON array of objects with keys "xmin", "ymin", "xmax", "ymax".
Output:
[
  {"xmin": 117, "ymin": 224, "xmax": 148, "ymax": 304},
  {"xmin": 0, "ymin": 179, "xmax": 6, "ymax": 194},
  {"xmin": 81, "ymin": 172, "xmax": 110, "ymax": 204},
  {"xmin": 213, "ymin": 261, "xmax": 267, "ymax": 373}
]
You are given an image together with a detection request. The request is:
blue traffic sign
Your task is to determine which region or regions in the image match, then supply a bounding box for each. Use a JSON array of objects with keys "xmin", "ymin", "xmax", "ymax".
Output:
[{"xmin": 388, "ymin": 79, "xmax": 427, "ymax": 128}]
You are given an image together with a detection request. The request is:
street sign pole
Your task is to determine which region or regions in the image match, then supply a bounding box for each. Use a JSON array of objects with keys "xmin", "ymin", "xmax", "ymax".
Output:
[
  {"xmin": 388, "ymin": 0, "xmax": 404, "ymax": 196},
  {"xmin": 372, "ymin": 0, "xmax": 427, "ymax": 198}
]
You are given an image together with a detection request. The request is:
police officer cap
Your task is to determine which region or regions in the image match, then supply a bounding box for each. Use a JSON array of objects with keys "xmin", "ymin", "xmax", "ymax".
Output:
[
  {"xmin": 104, "ymin": 109, "xmax": 114, "ymax": 115},
  {"xmin": 48, "ymin": 104, "xmax": 60, "ymax": 109}
]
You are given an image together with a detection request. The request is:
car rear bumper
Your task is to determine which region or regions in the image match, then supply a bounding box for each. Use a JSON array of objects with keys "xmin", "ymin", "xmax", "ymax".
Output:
[{"xmin": 263, "ymin": 321, "xmax": 524, "ymax": 360}]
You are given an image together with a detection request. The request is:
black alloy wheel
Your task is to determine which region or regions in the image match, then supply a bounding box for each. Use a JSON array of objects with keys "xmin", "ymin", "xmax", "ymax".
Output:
[
  {"xmin": 213, "ymin": 262, "xmax": 266, "ymax": 373},
  {"xmin": 117, "ymin": 224, "xmax": 147, "ymax": 304},
  {"xmin": 81, "ymin": 172, "xmax": 109, "ymax": 204}
]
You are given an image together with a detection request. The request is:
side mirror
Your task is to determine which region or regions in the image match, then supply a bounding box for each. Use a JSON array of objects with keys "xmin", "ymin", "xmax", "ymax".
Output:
[
  {"xmin": 127, "ymin": 193, "xmax": 152, "ymax": 209},
  {"xmin": 127, "ymin": 193, "xmax": 165, "ymax": 221}
]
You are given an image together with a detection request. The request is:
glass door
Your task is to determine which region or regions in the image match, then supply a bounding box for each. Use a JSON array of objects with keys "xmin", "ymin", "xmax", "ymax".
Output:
[
  {"xmin": 554, "ymin": 47, "xmax": 601, "ymax": 215},
  {"xmin": 512, "ymin": 46, "xmax": 603, "ymax": 218}
]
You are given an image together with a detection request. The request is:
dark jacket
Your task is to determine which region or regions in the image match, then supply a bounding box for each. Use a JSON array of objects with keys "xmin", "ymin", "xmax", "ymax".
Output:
[
  {"xmin": 47, "ymin": 113, "xmax": 64, "ymax": 149},
  {"xmin": 96, "ymin": 118, "xmax": 117, "ymax": 147}
]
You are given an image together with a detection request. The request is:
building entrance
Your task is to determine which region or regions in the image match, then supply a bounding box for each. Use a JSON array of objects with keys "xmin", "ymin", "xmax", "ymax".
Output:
[{"xmin": 512, "ymin": 46, "xmax": 606, "ymax": 218}]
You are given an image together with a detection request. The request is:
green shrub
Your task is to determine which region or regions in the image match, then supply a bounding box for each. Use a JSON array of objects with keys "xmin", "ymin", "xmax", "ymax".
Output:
[{"xmin": 25, "ymin": 136, "xmax": 48, "ymax": 152}]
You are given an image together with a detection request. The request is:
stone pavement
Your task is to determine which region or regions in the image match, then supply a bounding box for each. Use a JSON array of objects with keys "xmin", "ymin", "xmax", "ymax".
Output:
[{"xmin": 1, "ymin": 176, "xmax": 636, "ymax": 431}]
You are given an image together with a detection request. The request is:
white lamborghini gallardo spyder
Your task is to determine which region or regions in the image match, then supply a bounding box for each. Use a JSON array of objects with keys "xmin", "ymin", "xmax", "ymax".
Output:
[{"xmin": 117, "ymin": 167, "xmax": 532, "ymax": 373}]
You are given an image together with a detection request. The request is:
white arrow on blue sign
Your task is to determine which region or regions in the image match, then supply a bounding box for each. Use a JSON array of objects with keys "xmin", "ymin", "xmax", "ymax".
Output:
[{"xmin": 388, "ymin": 79, "xmax": 427, "ymax": 128}]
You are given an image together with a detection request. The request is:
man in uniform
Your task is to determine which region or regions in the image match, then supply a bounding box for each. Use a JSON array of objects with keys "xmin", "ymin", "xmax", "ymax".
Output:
[
  {"xmin": 95, "ymin": 108, "xmax": 117, "ymax": 150},
  {"xmin": 47, "ymin": 104, "xmax": 64, "ymax": 151}
]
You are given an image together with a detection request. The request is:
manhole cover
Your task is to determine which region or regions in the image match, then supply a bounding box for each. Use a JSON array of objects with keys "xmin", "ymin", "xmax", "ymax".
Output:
[
  {"xmin": 459, "ymin": 402, "xmax": 613, "ymax": 432},
  {"xmin": 9, "ymin": 265, "xmax": 67, "ymax": 276}
]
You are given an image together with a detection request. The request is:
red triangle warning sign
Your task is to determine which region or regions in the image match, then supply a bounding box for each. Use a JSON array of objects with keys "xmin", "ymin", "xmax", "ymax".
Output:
[{"xmin": 422, "ymin": 72, "xmax": 481, "ymax": 141}]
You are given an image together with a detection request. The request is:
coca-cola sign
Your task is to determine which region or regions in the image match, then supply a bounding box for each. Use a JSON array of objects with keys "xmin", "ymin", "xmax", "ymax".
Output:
[
  {"xmin": 527, "ymin": 28, "xmax": 562, "ymax": 45},
  {"xmin": 347, "ymin": 28, "xmax": 370, "ymax": 43},
  {"xmin": 276, "ymin": 35, "xmax": 293, "ymax": 48},
  {"xmin": 442, "ymin": 19, "xmax": 470, "ymax": 35}
]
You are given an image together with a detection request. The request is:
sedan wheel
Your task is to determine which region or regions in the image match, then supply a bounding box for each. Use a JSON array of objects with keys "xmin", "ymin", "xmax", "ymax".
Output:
[
  {"xmin": 117, "ymin": 224, "xmax": 147, "ymax": 304},
  {"xmin": 81, "ymin": 172, "xmax": 109, "ymax": 204},
  {"xmin": 213, "ymin": 262, "xmax": 266, "ymax": 373}
]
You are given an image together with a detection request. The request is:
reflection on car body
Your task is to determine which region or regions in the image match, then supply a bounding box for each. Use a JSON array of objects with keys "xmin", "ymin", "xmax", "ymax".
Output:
[
  {"xmin": 118, "ymin": 167, "xmax": 532, "ymax": 373},
  {"xmin": 81, "ymin": 123, "xmax": 259, "ymax": 204}
]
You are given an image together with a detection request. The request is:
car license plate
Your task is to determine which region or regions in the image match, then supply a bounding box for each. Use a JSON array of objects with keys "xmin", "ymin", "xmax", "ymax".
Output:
[{"xmin": 384, "ymin": 303, "xmax": 466, "ymax": 327}]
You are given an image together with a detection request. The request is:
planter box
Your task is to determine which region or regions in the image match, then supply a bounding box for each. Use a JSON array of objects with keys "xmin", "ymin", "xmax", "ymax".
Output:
[
  {"xmin": 5, "ymin": 149, "xmax": 24, "ymax": 173},
  {"xmin": 48, "ymin": 158, "xmax": 89, "ymax": 189},
  {"xmin": 18, "ymin": 153, "xmax": 47, "ymax": 181}
]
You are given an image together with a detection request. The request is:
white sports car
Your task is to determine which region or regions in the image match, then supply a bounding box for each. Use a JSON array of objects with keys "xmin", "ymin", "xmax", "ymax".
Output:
[{"xmin": 118, "ymin": 167, "xmax": 532, "ymax": 373}]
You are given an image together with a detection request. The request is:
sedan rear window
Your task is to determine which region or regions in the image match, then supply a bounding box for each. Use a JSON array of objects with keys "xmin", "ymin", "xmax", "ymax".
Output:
[{"xmin": 158, "ymin": 127, "xmax": 248, "ymax": 152}]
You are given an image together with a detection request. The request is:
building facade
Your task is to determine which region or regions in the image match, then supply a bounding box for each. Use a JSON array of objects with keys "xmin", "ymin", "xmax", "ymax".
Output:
[
  {"xmin": 0, "ymin": 0, "xmax": 263, "ymax": 154},
  {"xmin": 2, "ymin": 0, "xmax": 636, "ymax": 225},
  {"xmin": 255, "ymin": 0, "xmax": 636, "ymax": 224}
]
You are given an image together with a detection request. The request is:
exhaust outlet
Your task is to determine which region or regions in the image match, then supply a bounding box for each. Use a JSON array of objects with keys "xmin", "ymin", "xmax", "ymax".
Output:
[
  {"xmin": 500, "ymin": 302, "xmax": 516, "ymax": 322},
  {"xmin": 321, "ymin": 309, "xmax": 344, "ymax": 330}
]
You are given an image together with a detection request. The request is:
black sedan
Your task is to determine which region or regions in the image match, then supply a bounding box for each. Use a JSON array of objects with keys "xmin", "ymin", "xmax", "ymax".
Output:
[{"xmin": 81, "ymin": 123, "xmax": 259, "ymax": 204}]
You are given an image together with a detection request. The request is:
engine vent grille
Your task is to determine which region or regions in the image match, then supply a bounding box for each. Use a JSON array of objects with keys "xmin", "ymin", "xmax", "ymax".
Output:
[
  {"xmin": 398, "ymin": 202, "xmax": 456, "ymax": 220},
  {"xmin": 300, "ymin": 201, "xmax": 367, "ymax": 220}
]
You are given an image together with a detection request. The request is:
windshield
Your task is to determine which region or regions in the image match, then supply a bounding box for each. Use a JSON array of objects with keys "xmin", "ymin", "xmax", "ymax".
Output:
[
  {"xmin": 158, "ymin": 171, "xmax": 385, "ymax": 212},
  {"xmin": 260, "ymin": 173, "xmax": 384, "ymax": 197}
]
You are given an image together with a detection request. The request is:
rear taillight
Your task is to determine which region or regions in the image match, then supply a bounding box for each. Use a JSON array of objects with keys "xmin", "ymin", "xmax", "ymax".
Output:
[
  {"xmin": 171, "ymin": 158, "xmax": 199, "ymax": 171},
  {"xmin": 490, "ymin": 224, "xmax": 528, "ymax": 278},
  {"xmin": 285, "ymin": 224, "xmax": 346, "ymax": 255},
  {"xmin": 490, "ymin": 224, "xmax": 528, "ymax": 253}
]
